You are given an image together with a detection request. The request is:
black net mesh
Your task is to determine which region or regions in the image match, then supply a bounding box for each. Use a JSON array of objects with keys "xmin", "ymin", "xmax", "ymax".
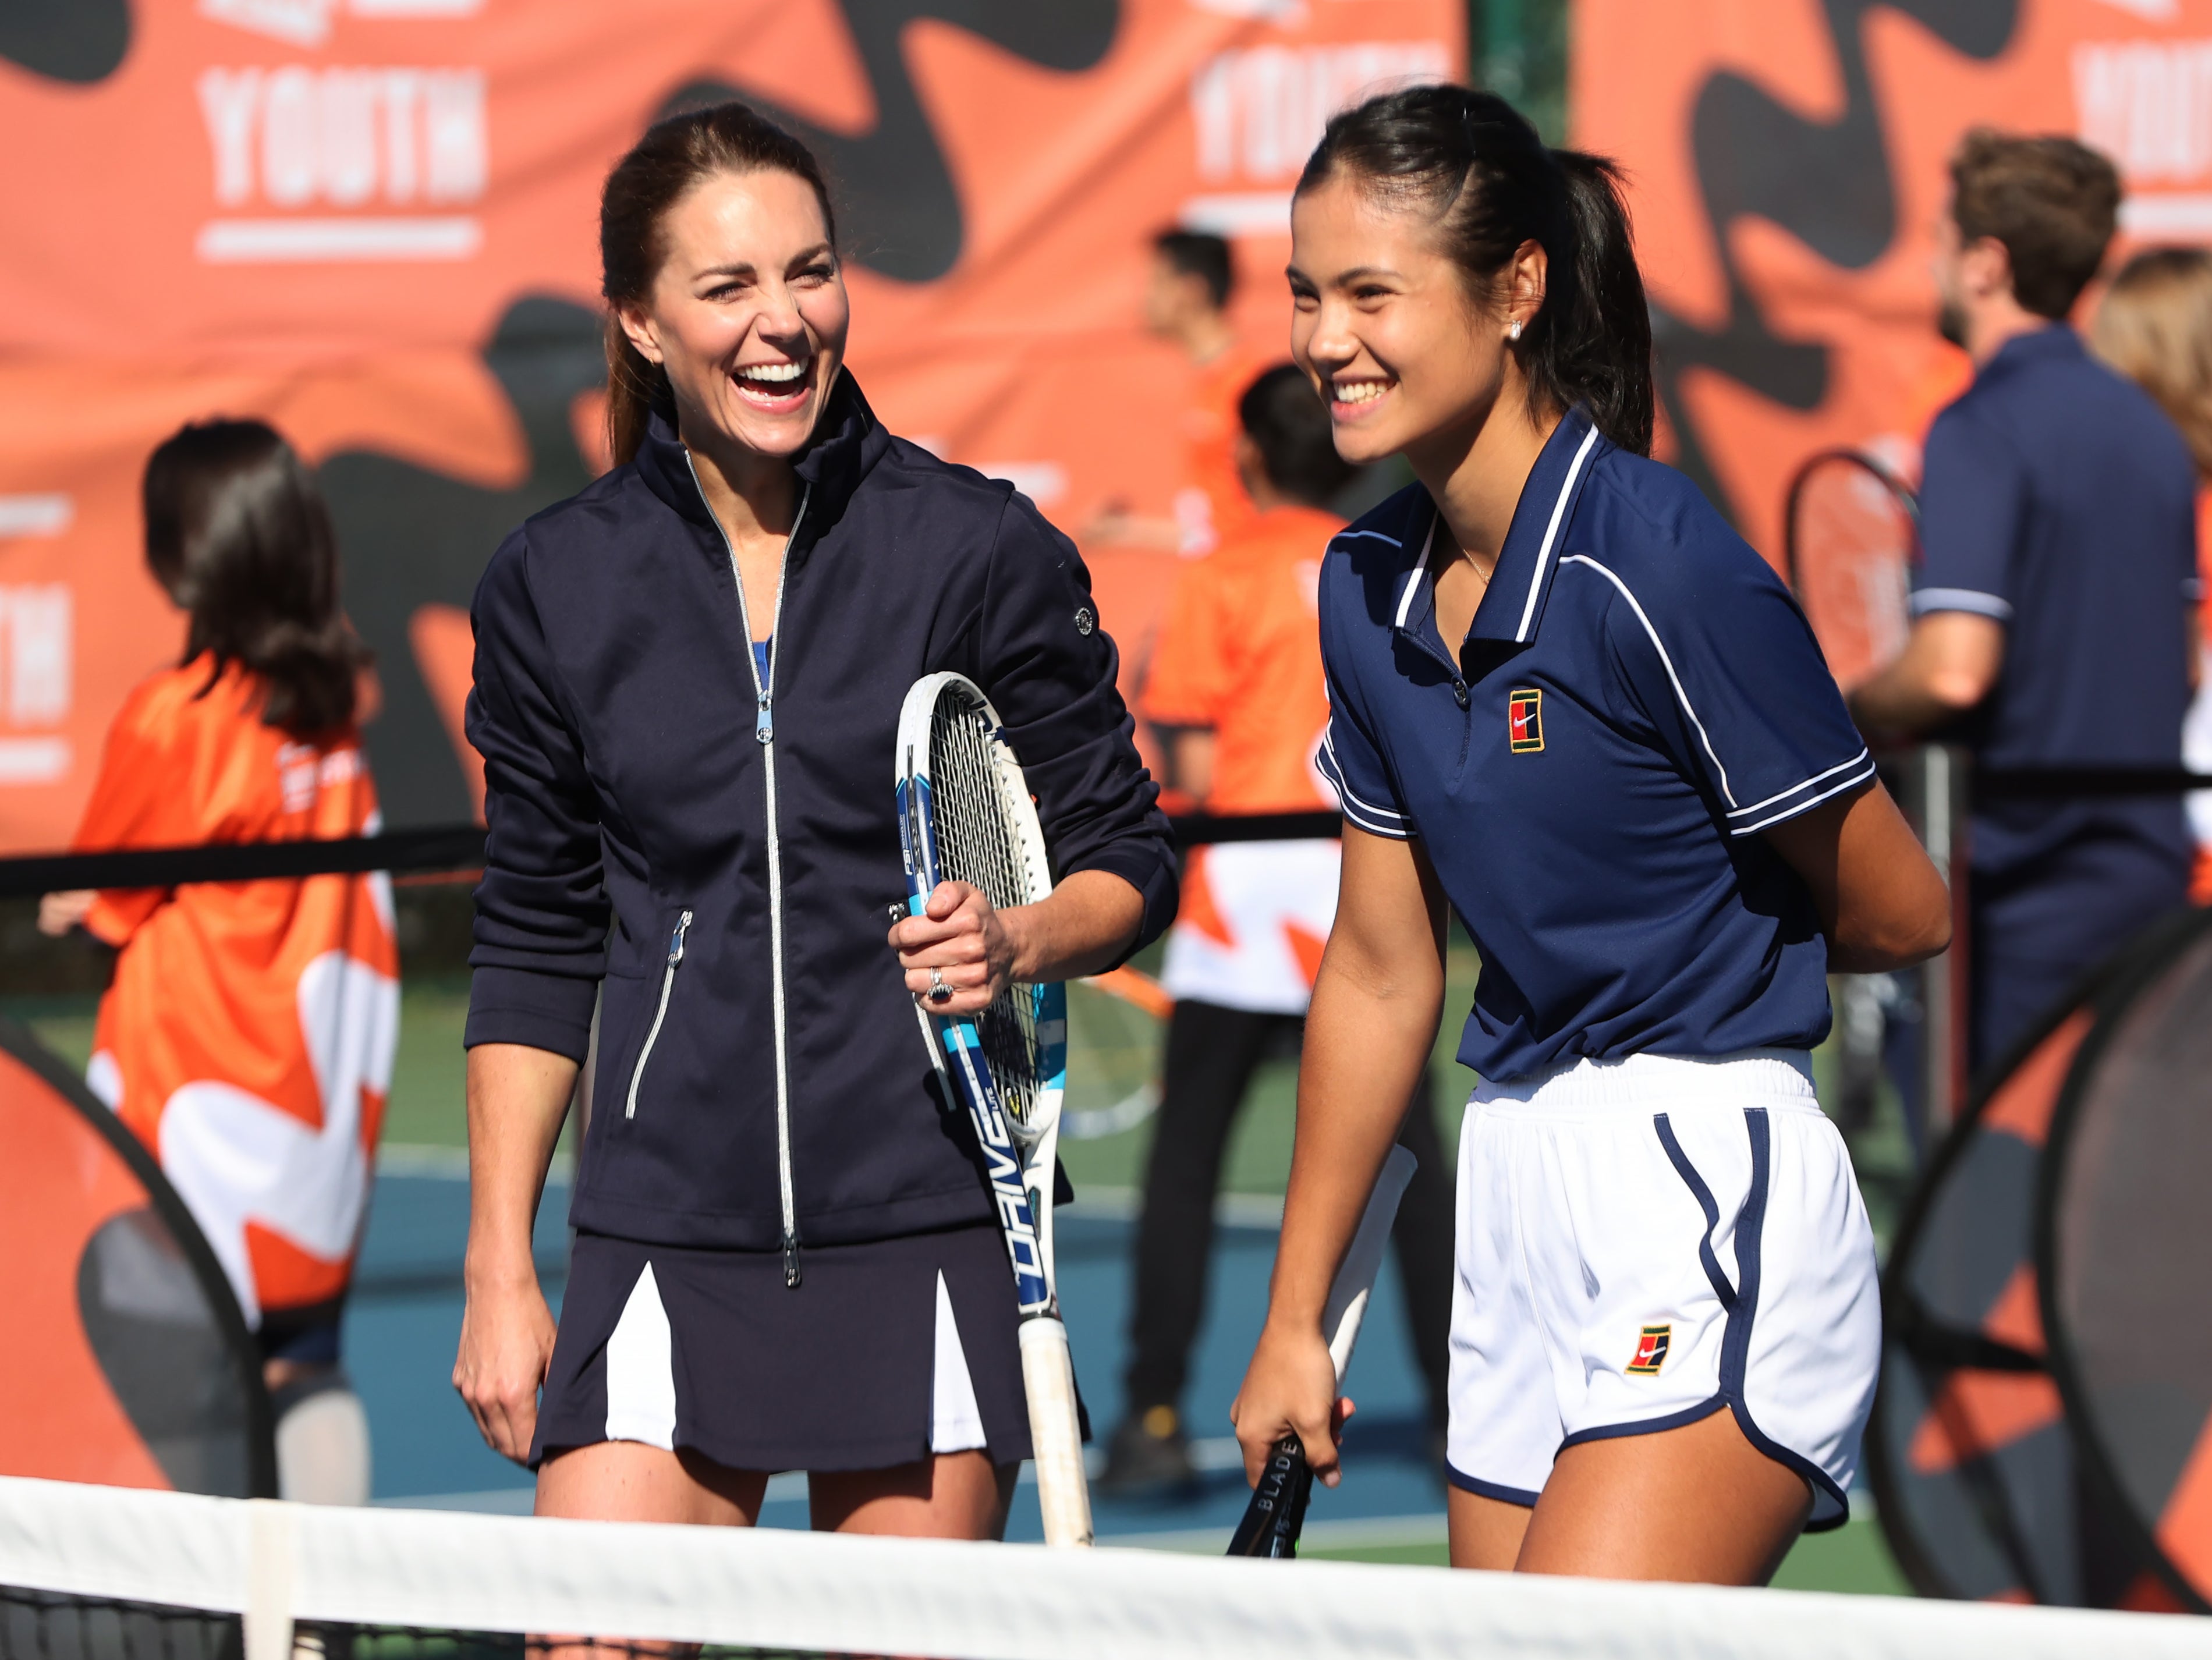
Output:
[
  {"xmin": 1869, "ymin": 993, "xmax": 2154, "ymax": 1606},
  {"xmin": 927, "ymin": 684, "xmax": 1045, "ymax": 1131},
  {"xmin": 2046, "ymin": 916, "xmax": 2212, "ymax": 1609},
  {"xmin": 0, "ymin": 1018, "xmax": 271, "ymax": 1498}
]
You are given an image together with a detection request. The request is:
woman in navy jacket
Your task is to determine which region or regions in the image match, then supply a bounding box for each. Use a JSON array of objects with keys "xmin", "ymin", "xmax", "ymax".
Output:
[{"xmin": 452, "ymin": 103, "xmax": 1175, "ymax": 1538}]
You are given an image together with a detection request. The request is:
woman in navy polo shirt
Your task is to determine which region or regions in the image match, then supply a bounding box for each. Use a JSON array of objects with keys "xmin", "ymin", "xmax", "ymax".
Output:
[{"xmin": 1231, "ymin": 86, "xmax": 1951, "ymax": 1584}]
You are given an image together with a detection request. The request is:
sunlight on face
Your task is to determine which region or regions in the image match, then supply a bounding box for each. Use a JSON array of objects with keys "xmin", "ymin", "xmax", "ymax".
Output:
[
  {"xmin": 620, "ymin": 168, "xmax": 850, "ymax": 462},
  {"xmin": 1287, "ymin": 174, "xmax": 1514, "ymax": 471}
]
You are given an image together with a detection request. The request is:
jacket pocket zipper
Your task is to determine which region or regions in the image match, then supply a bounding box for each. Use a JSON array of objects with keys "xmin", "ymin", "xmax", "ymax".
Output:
[{"xmin": 623, "ymin": 909, "xmax": 693, "ymax": 1120}]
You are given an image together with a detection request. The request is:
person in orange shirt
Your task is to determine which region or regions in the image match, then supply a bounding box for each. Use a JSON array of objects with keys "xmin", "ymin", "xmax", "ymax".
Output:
[
  {"xmin": 40, "ymin": 419, "xmax": 399, "ymax": 1505},
  {"xmin": 1099, "ymin": 364, "xmax": 1453, "ymax": 1491},
  {"xmin": 1090, "ymin": 230, "xmax": 1270, "ymax": 561}
]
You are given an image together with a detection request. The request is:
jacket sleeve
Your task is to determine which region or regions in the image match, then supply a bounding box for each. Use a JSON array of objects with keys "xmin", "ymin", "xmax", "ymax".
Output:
[
  {"xmin": 973, "ymin": 492, "xmax": 1179, "ymax": 953},
  {"xmin": 463, "ymin": 530, "xmax": 609, "ymax": 1062}
]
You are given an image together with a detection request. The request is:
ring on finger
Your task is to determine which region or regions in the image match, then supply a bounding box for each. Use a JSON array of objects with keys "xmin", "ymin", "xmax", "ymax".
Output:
[{"xmin": 928, "ymin": 967, "xmax": 953, "ymax": 1004}]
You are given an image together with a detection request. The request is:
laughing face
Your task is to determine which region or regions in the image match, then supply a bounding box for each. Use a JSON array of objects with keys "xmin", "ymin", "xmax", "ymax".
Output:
[
  {"xmin": 618, "ymin": 167, "xmax": 850, "ymax": 463},
  {"xmin": 1287, "ymin": 172, "xmax": 1531, "ymax": 476}
]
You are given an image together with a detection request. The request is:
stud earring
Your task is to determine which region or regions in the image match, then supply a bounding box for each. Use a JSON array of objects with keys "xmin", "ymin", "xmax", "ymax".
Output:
[{"xmin": 1507, "ymin": 319, "xmax": 1524, "ymax": 342}]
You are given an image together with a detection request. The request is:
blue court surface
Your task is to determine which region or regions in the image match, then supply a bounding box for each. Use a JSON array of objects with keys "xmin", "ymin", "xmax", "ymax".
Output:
[{"xmin": 350, "ymin": 1158, "xmax": 1447, "ymax": 1549}]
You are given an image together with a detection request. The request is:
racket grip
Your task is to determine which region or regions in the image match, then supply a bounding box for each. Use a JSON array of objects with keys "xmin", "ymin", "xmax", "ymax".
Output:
[
  {"xmin": 1019, "ymin": 1317, "xmax": 1093, "ymax": 1548},
  {"xmin": 1226, "ymin": 1434, "xmax": 1314, "ymax": 1558}
]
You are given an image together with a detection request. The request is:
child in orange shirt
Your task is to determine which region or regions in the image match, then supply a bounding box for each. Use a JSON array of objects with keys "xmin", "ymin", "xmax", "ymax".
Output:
[
  {"xmin": 40, "ymin": 420, "xmax": 399, "ymax": 1503},
  {"xmin": 1102, "ymin": 366, "xmax": 1454, "ymax": 1491}
]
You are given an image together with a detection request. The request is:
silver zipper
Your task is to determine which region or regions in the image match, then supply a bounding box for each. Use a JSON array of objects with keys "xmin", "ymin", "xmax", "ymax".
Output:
[
  {"xmin": 623, "ymin": 909, "xmax": 692, "ymax": 1119},
  {"xmin": 687, "ymin": 456, "xmax": 811, "ymax": 1287}
]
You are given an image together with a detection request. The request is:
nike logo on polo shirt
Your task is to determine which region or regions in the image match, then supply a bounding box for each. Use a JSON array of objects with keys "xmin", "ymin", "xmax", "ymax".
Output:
[{"xmin": 1509, "ymin": 688, "xmax": 1544, "ymax": 753}]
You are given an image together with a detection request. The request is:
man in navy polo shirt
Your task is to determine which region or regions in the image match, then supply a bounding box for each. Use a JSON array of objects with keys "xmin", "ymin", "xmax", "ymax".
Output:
[{"xmin": 1851, "ymin": 130, "xmax": 2197, "ymax": 1073}]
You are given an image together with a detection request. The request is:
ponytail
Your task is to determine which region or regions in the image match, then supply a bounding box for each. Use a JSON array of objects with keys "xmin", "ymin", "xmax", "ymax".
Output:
[
  {"xmin": 1297, "ymin": 86, "xmax": 1654, "ymax": 456},
  {"xmin": 600, "ymin": 102, "xmax": 838, "ymax": 467}
]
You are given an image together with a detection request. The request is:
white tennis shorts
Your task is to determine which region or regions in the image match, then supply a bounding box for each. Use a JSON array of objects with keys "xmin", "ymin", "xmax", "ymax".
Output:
[{"xmin": 1445, "ymin": 1049, "xmax": 1878, "ymax": 1530}]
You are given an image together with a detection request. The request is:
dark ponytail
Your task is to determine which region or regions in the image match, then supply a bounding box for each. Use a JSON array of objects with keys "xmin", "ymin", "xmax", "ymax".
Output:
[
  {"xmin": 600, "ymin": 102, "xmax": 838, "ymax": 467},
  {"xmin": 1297, "ymin": 86, "xmax": 1653, "ymax": 456},
  {"xmin": 143, "ymin": 420, "xmax": 370, "ymax": 737}
]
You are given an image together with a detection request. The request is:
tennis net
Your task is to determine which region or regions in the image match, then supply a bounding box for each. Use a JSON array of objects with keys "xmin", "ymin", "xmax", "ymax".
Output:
[{"xmin": 3, "ymin": 1477, "xmax": 2209, "ymax": 1660}]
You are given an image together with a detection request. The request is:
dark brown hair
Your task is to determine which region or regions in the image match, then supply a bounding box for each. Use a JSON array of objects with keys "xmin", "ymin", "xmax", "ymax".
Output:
[
  {"xmin": 143, "ymin": 419, "xmax": 369, "ymax": 736},
  {"xmin": 1949, "ymin": 129, "xmax": 2119, "ymax": 320},
  {"xmin": 1296, "ymin": 84, "xmax": 1654, "ymax": 456},
  {"xmin": 1239, "ymin": 362, "xmax": 1357, "ymax": 508},
  {"xmin": 600, "ymin": 101, "xmax": 838, "ymax": 466},
  {"xmin": 1153, "ymin": 228, "xmax": 1234, "ymax": 310}
]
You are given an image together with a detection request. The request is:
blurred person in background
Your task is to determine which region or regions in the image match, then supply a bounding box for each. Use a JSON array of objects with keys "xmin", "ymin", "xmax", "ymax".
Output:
[
  {"xmin": 1100, "ymin": 364, "xmax": 1454, "ymax": 1493},
  {"xmin": 2089, "ymin": 246, "xmax": 2212, "ymax": 904},
  {"xmin": 1850, "ymin": 132, "xmax": 2196, "ymax": 1074},
  {"xmin": 1087, "ymin": 229, "xmax": 1268, "ymax": 563},
  {"xmin": 38, "ymin": 418, "xmax": 400, "ymax": 1505}
]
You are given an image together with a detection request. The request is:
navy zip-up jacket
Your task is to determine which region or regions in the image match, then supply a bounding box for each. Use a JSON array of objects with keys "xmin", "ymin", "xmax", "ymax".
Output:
[{"xmin": 463, "ymin": 373, "xmax": 1176, "ymax": 1254}]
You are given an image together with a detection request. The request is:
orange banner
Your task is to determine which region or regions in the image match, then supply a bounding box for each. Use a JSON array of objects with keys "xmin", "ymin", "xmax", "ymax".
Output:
[
  {"xmin": 1573, "ymin": 0, "xmax": 2212, "ymax": 567},
  {"xmin": 0, "ymin": 1, "xmax": 1462, "ymax": 848}
]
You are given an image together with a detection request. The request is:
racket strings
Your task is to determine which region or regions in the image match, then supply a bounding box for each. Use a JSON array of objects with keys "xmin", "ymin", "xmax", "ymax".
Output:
[
  {"xmin": 1789, "ymin": 454, "xmax": 1917, "ymax": 687},
  {"xmin": 929, "ymin": 690, "xmax": 1043, "ymax": 1130}
]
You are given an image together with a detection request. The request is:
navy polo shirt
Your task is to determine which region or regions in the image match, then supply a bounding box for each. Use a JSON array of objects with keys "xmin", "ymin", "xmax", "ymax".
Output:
[
  {"xmin": 1912, "ymin": 324, "xmax": 2196, "ymax": 886},
  {"xmin": 1316, "ymin": 409, "xmax": 1874, "ymax": 1083}
]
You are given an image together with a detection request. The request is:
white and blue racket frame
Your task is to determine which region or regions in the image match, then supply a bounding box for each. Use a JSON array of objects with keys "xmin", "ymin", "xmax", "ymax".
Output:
[{"xmin": 894, "ymin": 672, "xmax": 1090, "ymax": 1547}]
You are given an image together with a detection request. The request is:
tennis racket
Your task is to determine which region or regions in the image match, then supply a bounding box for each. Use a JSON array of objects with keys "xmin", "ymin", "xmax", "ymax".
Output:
[
  {"xmin": 1227, "ymin": 1144, "xmax": 1417, "ymax": 1558},
  {"xmin": 1782, "ymin": 448, "xmax": 1920, "ymax": 689},
  {"xmin": 894, "ymin": 671, "xmax": 1091, "ymax": 1548}
]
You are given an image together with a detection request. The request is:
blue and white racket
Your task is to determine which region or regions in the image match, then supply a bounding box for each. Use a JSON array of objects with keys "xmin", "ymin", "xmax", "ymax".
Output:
[{"xmin": 894, "ymin": 672, "xmax": 1088, "ymax": 1547}]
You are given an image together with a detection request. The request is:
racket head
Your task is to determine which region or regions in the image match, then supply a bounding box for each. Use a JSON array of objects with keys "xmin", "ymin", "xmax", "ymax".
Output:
[
  {"xmin": 895, "ymin": 671, "xmax": 1065, "ymax": 1143},
  {"xmin": 1783, "ymin": 448, "xmax": 1919, "ymax": 687}
]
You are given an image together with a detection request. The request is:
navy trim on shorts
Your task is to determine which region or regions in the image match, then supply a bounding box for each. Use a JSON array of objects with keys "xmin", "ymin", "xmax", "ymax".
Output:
[
  {"xmin": 1557, "ymin": 1395, "xmax": 1729, "ymax": 1451},
  {"xmin": 1714, "ymin": 1108, "xmax": 1852, "ymax": 1531},
  {"xmin": 1632, "ymin": 1108, "xmax": 1853, "ymax": 1533},
  {"xmin": 1653, "ymin": 1113, "xmax": 1738, "ymax": 1311},
  {"xmin": 1447, "ymin": 1464, "xmax": 1542, "ymax": 1508}
]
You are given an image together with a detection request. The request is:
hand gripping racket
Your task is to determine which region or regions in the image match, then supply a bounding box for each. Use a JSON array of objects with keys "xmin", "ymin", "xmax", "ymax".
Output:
[
  {"xmin": 894, "ymin": 672, "xmax": 1090, "ymax": 1548},
  {"xmin": 1782, "ymin": 448, "xmax": 1921, "ymax": 688},
  {"xmin": 1227, "ymin": 1144, "xmax": 1417, "ymax": 1558}
]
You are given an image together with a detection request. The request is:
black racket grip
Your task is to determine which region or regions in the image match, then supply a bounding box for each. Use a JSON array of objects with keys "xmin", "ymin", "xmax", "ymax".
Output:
[{"xmin": 1226, "ymin": 1434, "xmax": 1316, "ymax": 1558}]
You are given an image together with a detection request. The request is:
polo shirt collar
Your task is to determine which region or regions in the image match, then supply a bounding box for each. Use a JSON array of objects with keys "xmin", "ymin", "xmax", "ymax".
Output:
[
  {"xmin": 1980, "ymin": 322, "xmax": 2082, "ymax": 381},
  {"xmin": 1388, "ymin": 406, "xmax": 1606, "ymax": 657}
]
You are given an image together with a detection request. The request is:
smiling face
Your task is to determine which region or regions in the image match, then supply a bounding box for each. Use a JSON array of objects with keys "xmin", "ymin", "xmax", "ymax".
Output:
[
  {"xmin": 617, "ymin": 167, "xmax": 849, "ymax": 463},
  {"xmin": 1287, "ymin": 172, "xmax": 1541, "ymax": 474}
]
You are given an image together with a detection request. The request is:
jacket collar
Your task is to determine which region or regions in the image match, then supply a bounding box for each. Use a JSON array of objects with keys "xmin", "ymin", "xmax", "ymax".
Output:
[
  {"xmin": 1389, "ymin": 406, "xmax": 1607, "ymax": 658},
  {"xmin": 632, "ymin": 368, "xmax": 886, "ymax": 551}
]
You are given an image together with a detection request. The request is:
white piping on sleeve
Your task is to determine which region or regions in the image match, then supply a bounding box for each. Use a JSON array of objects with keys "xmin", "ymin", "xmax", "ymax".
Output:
[
  {"xmin": 1909, "ymin": 587, "xmax": 2013, "ymax": 620},
  {"xmin": 1317, "ymin": 730, "xmax": 1412, "ymax": 838},
  {"xmin": 1730, "ymin": 754, "xmax": 1879, "ymax": 835},
  {"xmin": 1724, "ymin": 749, "xmax": 1874, "ymax": 820},
  {"xmin": 1558, "ymin": 554, "xmax": 1736, "ymax": 808},
  {"xmin": 1518, "ymin": 427, "xmax": 1601, "ymax": 642},
  {"xmin": 1331, "ymin": 529, "xmax": 1403, "ymax": 548}
]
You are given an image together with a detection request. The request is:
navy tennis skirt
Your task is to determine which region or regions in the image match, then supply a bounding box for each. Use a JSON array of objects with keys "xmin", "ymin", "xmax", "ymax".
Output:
[{"xmin": 530, "ymin": 1221, "xmax": 1035, "ymax": 1473}]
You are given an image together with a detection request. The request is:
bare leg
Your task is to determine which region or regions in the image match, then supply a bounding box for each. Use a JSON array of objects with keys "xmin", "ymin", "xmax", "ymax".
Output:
[
  {"xmin": 535, "ymin": 1442, "xmax": 768, "ymax": 1525},
  {"xmin": 1513, "ymin": 1408, "xmax": 1812, "ymax": 1584},
  {"xmin": 1448, "ymin": 1488, "xmax": 1532, "ymax": 1571},
  {"xmin": 808, "ymin": 1452, "xmax": 1018, "ymax": 1539}
]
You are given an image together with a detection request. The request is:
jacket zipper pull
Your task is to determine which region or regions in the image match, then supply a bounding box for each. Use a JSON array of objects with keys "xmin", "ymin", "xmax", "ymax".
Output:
[
  {"xmin": 756, "ymin": 689, "xmax": 773, "ymax": 745},
  {"xmin": 669, "ymin": 909, "xmax": 693, "ymax": 964},
  {"xmin": 782, "ymin": 1229, "xmax": 802, "ymax": 1289}
]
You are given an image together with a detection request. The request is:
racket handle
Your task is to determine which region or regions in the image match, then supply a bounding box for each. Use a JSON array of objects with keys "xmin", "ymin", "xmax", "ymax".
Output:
[
  {"xmin": 1226, "ymin": 1435, "xmax": 1314, "ymax": 1558},
  {"xmin": 1019, "ymin": 1317, "xmax": 1093, "ymax": 1548}
]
